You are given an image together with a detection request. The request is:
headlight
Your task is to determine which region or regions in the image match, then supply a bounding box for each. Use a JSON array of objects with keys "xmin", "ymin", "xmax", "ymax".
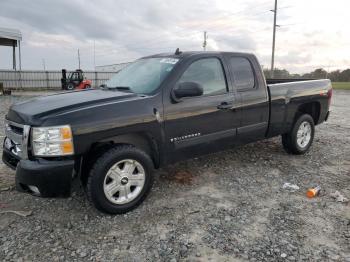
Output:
[{"xmin": 32, "ymin": 125, "xmax": 74, "ymax": 156}]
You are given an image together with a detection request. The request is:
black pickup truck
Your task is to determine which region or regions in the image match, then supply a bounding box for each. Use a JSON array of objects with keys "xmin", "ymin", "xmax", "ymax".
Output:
[{"xmin": 2, "ymin": 51, "xmax": 332, "ymax": 214}]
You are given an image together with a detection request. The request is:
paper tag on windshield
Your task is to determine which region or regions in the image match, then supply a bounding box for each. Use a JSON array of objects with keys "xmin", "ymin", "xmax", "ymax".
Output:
[{"xmin": 160, "ymin": 58, "xmax": 179, "ymax": 64}]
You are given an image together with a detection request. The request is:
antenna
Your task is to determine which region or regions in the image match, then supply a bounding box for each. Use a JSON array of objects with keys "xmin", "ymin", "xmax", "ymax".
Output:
[{"xmin": 175, "ymin": 48, "xmax": 182, "ymax": 55}]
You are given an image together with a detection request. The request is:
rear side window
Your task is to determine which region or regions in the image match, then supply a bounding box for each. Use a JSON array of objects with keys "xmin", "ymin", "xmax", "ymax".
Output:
[
  {"xmin": 179, "ymin": 58, "xmax": 227, "ymax": 95},
  {"xmin": 229, "ymin": 57, "xmax": 255, "ymax": 90}
]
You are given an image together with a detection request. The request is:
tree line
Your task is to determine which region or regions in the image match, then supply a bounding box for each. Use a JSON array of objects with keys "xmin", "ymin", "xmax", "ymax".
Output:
[{"xmin": 264, "ymin": 68, "xmax": 350, "ymax": 82}]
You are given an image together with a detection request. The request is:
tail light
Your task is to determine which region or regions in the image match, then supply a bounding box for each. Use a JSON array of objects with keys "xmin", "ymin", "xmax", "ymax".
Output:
[{"xmin": 327, "ymin": 88, "xmax": 333, "ymax": 107}]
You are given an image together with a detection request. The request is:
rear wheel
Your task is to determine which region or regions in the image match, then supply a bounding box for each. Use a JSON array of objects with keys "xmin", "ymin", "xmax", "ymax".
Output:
[
  {"xmin": 282, "ymin": 114, "xmax": 315, "ymax": 155},
  {"xmin": 87, "ymin": 145, "xmax": 154, "ymax": 214},
  {"xmin": 84, "ymin": 84, "xmax": 91, "ymax": 89}
]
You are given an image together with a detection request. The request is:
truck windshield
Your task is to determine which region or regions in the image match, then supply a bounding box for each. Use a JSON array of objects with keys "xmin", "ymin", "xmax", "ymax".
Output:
[{"xmin": 105, "ymin": 57, "xmax": 179, "ymax": 94}]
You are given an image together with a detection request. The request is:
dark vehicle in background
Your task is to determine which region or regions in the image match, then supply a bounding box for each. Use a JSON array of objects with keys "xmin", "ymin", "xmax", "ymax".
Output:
[
  {"xmin": 61, "ymin": 69, "xmax": 92, "ymax": 90},
  {"xmin": 3, "ymin": 51, "xmax": 332, "ymax": 214}
]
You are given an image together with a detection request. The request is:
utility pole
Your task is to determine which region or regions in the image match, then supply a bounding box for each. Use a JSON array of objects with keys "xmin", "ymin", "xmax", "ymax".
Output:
[
  {"xmin": 18, "ymin": 40, "xmax": 22, "ymax": 71},
  {"xmin": 42, "ymin": 58, "xmax": 46, "ymax": 71},
  {"xmin": 203, "ymin": 31, "xmax": 208, "ymax": 51},
  {"xmin": 270, "ymin": 0, "xmax": 278, "ymax": 78},
  {"xmin": 12, "ymin": 43, "xmax": 16, "ymax": 70},
  {"xmin": 77, "ymin": 49, "xmax": 81, "ymax": 69},
  {"xmin": 326, "ymin": 65, "xmax": 330, "ymax": 79},
  {"xmin": 93, "ymin": 40, "xmax": 96, "ymax": 70}
]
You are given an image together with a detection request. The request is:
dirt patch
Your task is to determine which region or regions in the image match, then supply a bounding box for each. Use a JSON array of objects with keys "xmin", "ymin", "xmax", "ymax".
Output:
[
  {"xmin": 163, "ymin": 169, "xmax": 196, "ymax": 185},
  {"xmin": 0, "ymin": 91, "xmax": 349, "ymax": 261}
]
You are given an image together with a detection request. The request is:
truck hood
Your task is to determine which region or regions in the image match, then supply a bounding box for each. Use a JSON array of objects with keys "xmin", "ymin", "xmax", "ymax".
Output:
[{"xmin": 6, "ymin": 89, "xmax": 139, "ymax": 125}]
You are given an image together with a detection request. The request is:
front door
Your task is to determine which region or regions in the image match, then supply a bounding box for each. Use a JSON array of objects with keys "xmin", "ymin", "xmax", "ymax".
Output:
[{"xmin": 163, "ymin": 56, "xmax": 240, "ymax": 163}]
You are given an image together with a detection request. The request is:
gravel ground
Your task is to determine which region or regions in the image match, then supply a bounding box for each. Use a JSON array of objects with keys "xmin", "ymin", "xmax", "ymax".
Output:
[{"xmin": 0, "ymin": 90, "xmax": 349, "ymax": 262}]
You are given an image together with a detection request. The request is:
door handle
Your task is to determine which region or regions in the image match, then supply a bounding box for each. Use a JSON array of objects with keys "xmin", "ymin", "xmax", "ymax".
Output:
[{"xmin": 217, "ymin": 102, "xmax": 234, "ymax": 110}]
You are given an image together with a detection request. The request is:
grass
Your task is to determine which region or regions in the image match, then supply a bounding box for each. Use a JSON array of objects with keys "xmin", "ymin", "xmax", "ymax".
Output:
[{"xmin": 332, "ymin": 82, "xmax": 350, "ymax": 90}]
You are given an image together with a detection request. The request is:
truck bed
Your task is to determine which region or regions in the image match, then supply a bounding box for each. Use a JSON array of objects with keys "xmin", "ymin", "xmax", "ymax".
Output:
[
  {"xmin": 266, "ymin": 78, "xmax": 315, "ymax": 84},
  {"xmin": 267, "ymin": 79, "xmax": 332, "ymax": 137}
]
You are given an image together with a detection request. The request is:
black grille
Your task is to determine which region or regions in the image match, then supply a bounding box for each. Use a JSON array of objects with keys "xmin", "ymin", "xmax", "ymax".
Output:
[{"xmin": 9, "ymin": 124, "xmax": 23, "ymax": 135}]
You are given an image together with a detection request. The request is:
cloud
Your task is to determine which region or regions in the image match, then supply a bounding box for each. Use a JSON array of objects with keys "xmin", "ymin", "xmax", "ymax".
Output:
[
  {"xmin": 211, "ymin": 32, "xmax": 257, "ymax": 51},
  {"xmin": 0, "ymin": 0, "xmax": 116, "ymax": 39},
  {"xmin": 0, "ymin": 0, "xmax": 349, "ymax": 73}
]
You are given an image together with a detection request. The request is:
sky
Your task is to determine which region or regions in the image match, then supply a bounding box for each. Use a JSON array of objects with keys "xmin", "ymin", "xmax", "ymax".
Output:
[{"xmin": 0, "ymin": 0, "xmax": 349, "ymax": 73}]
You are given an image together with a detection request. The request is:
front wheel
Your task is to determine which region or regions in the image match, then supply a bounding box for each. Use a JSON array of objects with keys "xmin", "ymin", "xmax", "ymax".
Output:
[
  {"xmin": 282, "ymin": 114, "xmax": 315, "ymax": 155},
  {"xmin": 66, "ymin": 83, "xmax": 75, "ymax": 90},
  {"xmin": 87, "ymin": 145, "xmax": 154, "ymax": 214}
]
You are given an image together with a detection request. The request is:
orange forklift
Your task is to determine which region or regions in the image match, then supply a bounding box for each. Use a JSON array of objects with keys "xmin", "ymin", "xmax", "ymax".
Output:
[{"xmin": 61, "ymin": 69, "xmax": 92, "ymax": 90}]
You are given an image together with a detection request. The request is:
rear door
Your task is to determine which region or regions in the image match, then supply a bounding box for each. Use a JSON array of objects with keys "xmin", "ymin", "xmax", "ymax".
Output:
[
  {"xmin": 227, "ymin": 55, "xmax": 269, "ymax": 142},
  {"xmin": 163, "ymin": 55, "xmax": 240, "ymax": 163}
]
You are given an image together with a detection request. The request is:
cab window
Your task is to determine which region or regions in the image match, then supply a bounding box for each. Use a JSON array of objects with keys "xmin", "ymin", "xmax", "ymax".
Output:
[
  {"xmin": 229, "ymin": 57, "xmax": 255, "ymax": 91},
  {"xmin": 179, "ymin": 58, "xmax": 227, "ymax": 96}
]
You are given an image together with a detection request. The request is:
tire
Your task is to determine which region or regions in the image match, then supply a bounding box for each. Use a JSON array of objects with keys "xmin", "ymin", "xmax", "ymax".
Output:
[
  {"xmin": 67, "ymin": 83, "xmax": 75, "ymax": 90},
  {"xmin": 87, "ymin": 145, "xmax": 154, "ymax": 214},
  {"xmin": 282, "ymin": 114, "xmax": 315, "ymax": 155},
  {"xmin": 84, "ymin": 84, "xmax": 91, "ymax": 89}
]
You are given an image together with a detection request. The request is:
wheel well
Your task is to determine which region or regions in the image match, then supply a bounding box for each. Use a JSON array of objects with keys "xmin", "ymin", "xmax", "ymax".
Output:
[
  {"xmin": 295, "ymin": 102, "xmax": 321, "ymax": 125},
  {"xmin": 80, "ymin": 133, "xmax": 159, "ymax": 185}
]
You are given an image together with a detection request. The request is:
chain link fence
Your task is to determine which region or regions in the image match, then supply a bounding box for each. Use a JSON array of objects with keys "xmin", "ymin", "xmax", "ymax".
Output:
[{"xmin": 0, "ymin": 70, "xmax": 117, "ymax": 90}]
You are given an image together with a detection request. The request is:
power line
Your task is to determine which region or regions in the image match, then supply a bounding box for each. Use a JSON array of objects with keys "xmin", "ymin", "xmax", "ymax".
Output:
[
  {"xmin": 95, "ymin": 19, "xmax": 270, "ymax": 58},
  {"xmin": 95, "ymin": 27, "xmax": 270, "ymax": 64},
  {"xmin": 97, "ymin": 3, "xmax": 274, "ymax": 54},
  {"xmin": 91, "ymin": 5, "xmax": 274, "ymax": 60},
  {"xmin": 191, "ymin": 10, "xmax": 271, "ymax": 33},
  {"xmin": 127, "ymin": 2, "xmax": 273, "ymax": 47},
  {"xmin": 94, "ymin": 2, "xmax": 279, "ymax": 64},
  {"xmin": 94, "ymin": 33, "xmax": 202, "ymax": 57}
]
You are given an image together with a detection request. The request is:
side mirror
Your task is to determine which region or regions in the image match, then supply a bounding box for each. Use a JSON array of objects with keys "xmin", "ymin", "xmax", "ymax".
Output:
[{"xmin": 172, "ymin": 82, "xmax": 203, "ymax": 101}]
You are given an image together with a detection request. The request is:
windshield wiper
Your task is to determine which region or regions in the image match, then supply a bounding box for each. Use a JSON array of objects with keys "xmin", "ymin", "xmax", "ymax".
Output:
[{"xmin": 103, "ymin": 85, "xmax": 134, "ymax": 93}]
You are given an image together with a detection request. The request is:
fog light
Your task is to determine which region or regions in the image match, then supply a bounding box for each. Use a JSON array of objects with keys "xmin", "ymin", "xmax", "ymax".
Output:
[{"xmin": 4, "ymin": 137, "xmax": 12, "ymax": 150}]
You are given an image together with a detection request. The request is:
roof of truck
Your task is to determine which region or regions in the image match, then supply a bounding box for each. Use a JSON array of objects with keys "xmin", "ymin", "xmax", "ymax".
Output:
[{"xmin": 143, "ymin": 51, "xmax": 254, "ymax": 59}]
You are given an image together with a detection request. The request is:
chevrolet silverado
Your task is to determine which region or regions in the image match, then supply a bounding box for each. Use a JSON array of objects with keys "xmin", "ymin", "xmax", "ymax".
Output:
[{"xmin": 2, "ymin": 51, "xmax": 332, "ymax": 214}]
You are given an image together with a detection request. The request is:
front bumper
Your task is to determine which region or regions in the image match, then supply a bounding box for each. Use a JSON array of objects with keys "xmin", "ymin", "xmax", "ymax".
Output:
[{"xmin": 2, "ymin": 149, "xmax": 74, "ymax": 197}]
